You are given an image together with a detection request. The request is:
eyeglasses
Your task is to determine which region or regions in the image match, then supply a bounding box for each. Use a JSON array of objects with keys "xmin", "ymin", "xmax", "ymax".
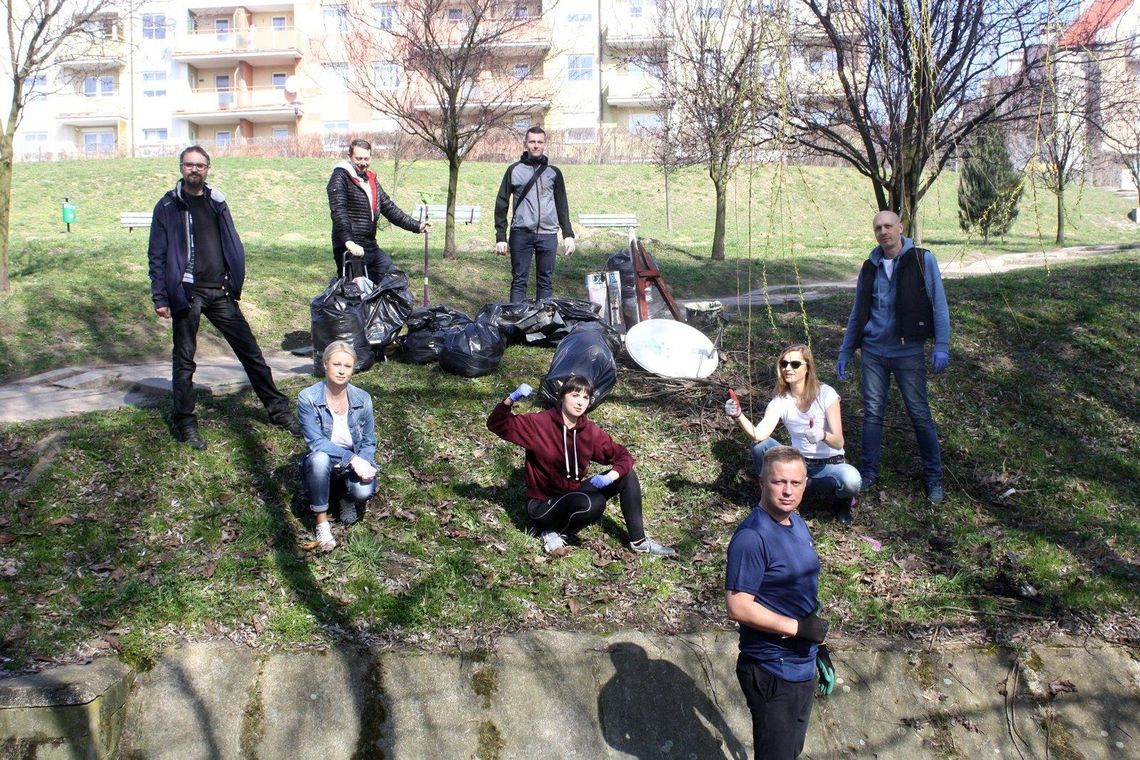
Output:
[
  {"xmin": 181, "ymin": 162, "xmax": 209, "ymax": 171},
  {"xmin": 779, "ymin": 360, "xmax": 806, "ymax": 370}
]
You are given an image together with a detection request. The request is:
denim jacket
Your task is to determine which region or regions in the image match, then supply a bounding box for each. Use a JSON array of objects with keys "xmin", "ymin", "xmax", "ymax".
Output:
[{"xmin": 297, "ymin": 381, "xmax": 378, "ymax": 467}]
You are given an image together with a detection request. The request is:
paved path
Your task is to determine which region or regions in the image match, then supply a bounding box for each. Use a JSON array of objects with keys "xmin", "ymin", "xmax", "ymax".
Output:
[{"xmin": 0, "ymin": 242, "xmax": 1134, "ymax": 425}]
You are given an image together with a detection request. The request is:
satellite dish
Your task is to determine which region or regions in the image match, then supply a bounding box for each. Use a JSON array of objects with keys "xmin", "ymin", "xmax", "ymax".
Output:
[
  {"xmin": 284, "ymin": 76, "xmax": 300, "ymax": 94},
  {"xmin": 624, "ymin": 319, "xmax": 719, "ymax": 379}
]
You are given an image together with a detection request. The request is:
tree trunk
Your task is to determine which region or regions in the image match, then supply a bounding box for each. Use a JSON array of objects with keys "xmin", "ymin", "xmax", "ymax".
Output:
[
  {"xmin": 444, "ymin": 154, "xmax": 460, "ymax": 259},
  {"xmin": 0, "ymin": 131, "xmax": 14, "ymax": 294},
  {"xmin": 1056, "ymin": 185, "xmax": 1065, "ymax": 246},
  {"xmin": 664, "ymin": 171, "xmax": 672, "ymax": 232},
  {"xmin": 710, "ymin": 167, "xmax": 727, "ymax": 261}
]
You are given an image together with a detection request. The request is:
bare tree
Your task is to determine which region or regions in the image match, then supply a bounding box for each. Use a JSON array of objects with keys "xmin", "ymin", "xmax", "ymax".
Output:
[
  {"xmin": 643, "ymin": 104, "xmax": 697, "ymax": 232},
  {"xmin": 650, "ymin": 0, "xmax": 777, "ymax": 260},
  {"xmin": 334, "ymin": 0, "xmax": 553, "ymax": 259},
  {"xmin": 1, "ymin": 0, "xmax": 127, "ymax": 293},
  {"xmin": 790, "ymin": 0, "xmax": 1075, "ymax": 238},
  {"xmin": 1091, "ymin": 67, "xmax": 1140, "ymax": 212}
]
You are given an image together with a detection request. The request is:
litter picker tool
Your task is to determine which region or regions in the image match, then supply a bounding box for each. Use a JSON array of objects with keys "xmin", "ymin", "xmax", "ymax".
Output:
[{"xmin": 421, "ymin": 208, "xmax": 430, "ymax": 307}]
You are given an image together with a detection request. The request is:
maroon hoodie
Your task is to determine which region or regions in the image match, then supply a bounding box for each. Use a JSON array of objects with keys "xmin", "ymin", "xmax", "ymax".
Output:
[{"xmin": 487, "ymin": 401, "xmax": 635, "ymax": 501}]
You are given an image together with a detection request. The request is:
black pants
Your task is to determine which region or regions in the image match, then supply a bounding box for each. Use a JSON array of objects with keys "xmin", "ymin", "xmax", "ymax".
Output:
[
  {"xmin": 526, "ymin": 469, "xmax": 646, "ymax": 542},
  {"xmin": 171, "ymin": 286, "xmax": 288, "ymax": 429},
  {"xmin": 334, "ymin": 242, "xmax": 394, "ymax": 284},
  {"xmin": 735, "ymin": 655, "xmax": 816, "ymax": 759},
  {"xmin": 508, "ymin": 229, "xmax": 558, "ymax": 303}
]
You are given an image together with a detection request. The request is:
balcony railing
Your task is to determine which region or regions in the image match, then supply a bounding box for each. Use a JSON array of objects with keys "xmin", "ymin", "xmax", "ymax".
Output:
[
  {"xmin": 55, "ymin": 94, "xmax": 126, "ymax": 118},
  {"xmin": 56, "ymin": 36, "xmax": 126, "ymax": 66},
  {"xmin": 171, "ymin": 28, "xmax": 301, "ymax": 57},
  {"xmin": 172, "ymin": 86, "xmax": 297, "ymax": 114},
  {"xmin": 606, "ymin": 76, "xmax": 664, "ymax": 105}
]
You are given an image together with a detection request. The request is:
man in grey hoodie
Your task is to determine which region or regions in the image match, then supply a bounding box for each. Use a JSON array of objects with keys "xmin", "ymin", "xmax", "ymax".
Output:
[
  {"xmin": 326, "ymin": 138, "xmax": 430, "ymax": 283},
  {"xmin": 493, "ymin": 127, "xmax": 575, "ymax": 303}
]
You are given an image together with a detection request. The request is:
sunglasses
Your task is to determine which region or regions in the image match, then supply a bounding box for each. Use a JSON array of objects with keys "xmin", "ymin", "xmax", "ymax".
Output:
[{"xmin": 779, "ymin": 360, "xmax": 806, "ymax": 370}]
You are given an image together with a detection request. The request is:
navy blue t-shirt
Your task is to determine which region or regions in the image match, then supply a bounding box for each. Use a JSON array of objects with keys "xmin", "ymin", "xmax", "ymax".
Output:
[{"xmin": 725, "ymin": 506, "xmax": 820, "ymax": 682}]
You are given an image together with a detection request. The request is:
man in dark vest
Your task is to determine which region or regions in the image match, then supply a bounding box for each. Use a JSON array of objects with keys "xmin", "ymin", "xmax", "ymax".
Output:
[
  {"xmin": 148, "ymin": 146, "xmax": 301, "ymax": 450},
  {"xmin": 836, "ymin": 210, "xmax": 950, "ymax": 503}
]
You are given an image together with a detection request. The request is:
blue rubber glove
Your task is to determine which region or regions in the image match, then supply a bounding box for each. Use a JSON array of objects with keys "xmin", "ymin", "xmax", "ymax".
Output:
[
  {"xmin": 508, "ymin": 383, "xmax": 533, "ymax": 403},
  {"xmin": 836, "ymin": 358, "xmax": 848, "ymax": 381},
  {"xmin": 931, "ymin": 351, "xmax": 949, "ymax": 375},
  {"xmin": 588, "ymin": 471, "xmax": 616, "ymax": 489}
]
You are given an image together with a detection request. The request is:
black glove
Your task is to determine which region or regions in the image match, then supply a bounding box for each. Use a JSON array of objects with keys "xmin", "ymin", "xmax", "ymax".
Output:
[
  {"xmin": 796, "ymin": 613, "xmax": 830, "ymax": 643},
  {"xmin": 816, "ymin": 644, "xmax": 836, "ymax": 696}
]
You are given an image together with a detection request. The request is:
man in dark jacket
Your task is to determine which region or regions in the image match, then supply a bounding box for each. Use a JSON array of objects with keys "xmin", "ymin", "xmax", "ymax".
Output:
[
  {"xmin": 148, "ymin": 146, "xmax": 300, "ymax": 450},
  {"xmin": 326, "ymin": 138, "xmax": 429, "ymax": 283},
  {"xmin": 836, "ymin": 210, "xmax": 951, "ymax": 503},
  {"xmin": 493, "ymin": 127, "xmax": 575, "ymax": 303}
]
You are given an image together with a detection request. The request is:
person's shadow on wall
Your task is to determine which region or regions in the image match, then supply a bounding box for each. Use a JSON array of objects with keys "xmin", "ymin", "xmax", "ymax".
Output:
[{"xmin": 598, "ymin": 642, "xmax": 748, "ymax": 759}]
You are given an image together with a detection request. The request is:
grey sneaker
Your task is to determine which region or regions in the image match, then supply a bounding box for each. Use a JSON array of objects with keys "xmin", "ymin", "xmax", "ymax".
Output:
[
  {"xmin": 339, "ymin": 499, "xmax": 359, "ymax": 526},
  {"xmin": 630, "ymin": 536, "xmax": 676, "ymax": 557},
  {"xmin": 926, "ymin": 482, "xmax": 946, "ymax": 504},
  {"xmin": 541, "ymin": 531, "xmax": 567, "ymax": 553}
]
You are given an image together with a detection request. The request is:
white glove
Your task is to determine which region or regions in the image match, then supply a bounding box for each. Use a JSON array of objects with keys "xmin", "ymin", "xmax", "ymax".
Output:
[
  {"xmin": 803, "ymin": 426, "xmax": 821, "ymax": 445},
  {"xmin": 495, "ymin": 241, "xmax": 509, "ymax": 255},
  {"xmin": 724, "ymin": 399, "xmax": 741, "ymax": 418},
  {"xmin": 563, "ymin": 237, "xmax": 575, "ymax": 256},
  {"xmin": 345, "ymin": 240, "xmax": 365, "ymax": 257}
]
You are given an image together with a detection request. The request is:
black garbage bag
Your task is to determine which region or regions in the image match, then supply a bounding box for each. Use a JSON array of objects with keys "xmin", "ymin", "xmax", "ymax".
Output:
[
  {"xmin": 310, "ymin": 275, "xmax": 374, "ymax": 374},
  {"xmin": 362, "ymin": 270, "xmax": 415, "ymax": 349},
  {"xmin": 512, "ymin": 297, "xmax": 603, "ymax": 347},
  {"xmin": 439, "ymin": 322, "xmax": 507, "ymax": 378},
  {"xmin": 399, "ymin": 305, "xmax": 472, "ymax": 364},
  {"xmin": 540, "ymin": 321, "xmax": 622, "ymax": 411},
  {"xmin": 475, "ymin": 301, "xmax": 534, "ymax": 345}
]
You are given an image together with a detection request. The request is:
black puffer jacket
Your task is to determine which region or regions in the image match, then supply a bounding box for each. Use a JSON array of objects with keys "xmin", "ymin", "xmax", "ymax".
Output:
[{"xmin": 326, "ymin": 161, "xmax": 421, "ymax": 256}]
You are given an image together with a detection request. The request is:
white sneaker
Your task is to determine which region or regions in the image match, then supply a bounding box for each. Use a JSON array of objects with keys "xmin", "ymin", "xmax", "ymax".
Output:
[
  {"xmin": 541, "ymin": 531, "xmax": 567, "ymax": 553},
  {"xmin": 630, "ymin": 535, "xmax": 676, "ymax": 557},
  {"xmin": 315, "ymin": 521, "xmax": 336, "ymax": 551}
]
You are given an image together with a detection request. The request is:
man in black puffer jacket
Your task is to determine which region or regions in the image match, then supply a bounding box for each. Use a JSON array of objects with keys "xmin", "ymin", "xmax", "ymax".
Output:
[{"xmin": 326, "ymin": 138, "xmax": 430, "ymax": 282}]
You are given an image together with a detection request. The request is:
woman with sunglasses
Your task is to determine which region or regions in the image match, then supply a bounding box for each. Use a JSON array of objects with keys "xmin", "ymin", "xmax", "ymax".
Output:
[
  {"xmin": 725, "ymin": 344, "xmax": 861, "ymax": 524},
  {"xmin": 487, "ymin": 375, "xmax": 676, "ymax": 557}
]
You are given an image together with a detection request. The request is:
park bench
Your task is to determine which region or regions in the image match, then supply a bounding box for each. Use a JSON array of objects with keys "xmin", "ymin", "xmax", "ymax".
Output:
[
  {"xmin": 120, "ymin": 212, "xmax": 152, "ymax": 232},
  {"xmin": 577, "ymin": 213, "xmax": 639, "ymax": 229},
  {"xmin": 413, "ymin": 204, "xmax": 482, "ymax": 225}
]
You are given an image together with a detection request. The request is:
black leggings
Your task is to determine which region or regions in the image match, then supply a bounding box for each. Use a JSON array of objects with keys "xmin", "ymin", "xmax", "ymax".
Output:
[{"xmin": 527, "ymin": 468, "xmax": 646, "ymax": 542}]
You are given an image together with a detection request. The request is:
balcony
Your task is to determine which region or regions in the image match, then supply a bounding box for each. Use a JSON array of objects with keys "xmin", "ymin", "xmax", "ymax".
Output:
[
  {"xmin": 171, "ymin": 28, "xmax": 302, "ymax": 66},
  {"xmin": 605, "ymin": 76, "xmax": 665, "ymax": 107},
  {"xmin": 413, "ymin": 78, "xmax": 551, "ymax": 111},
  {"xmin": 172, "ymin": 86, "xmax": 299, "ymax": 124},
  {"xmin": 55, "ymin": 94, "xmax": 126, "ymax": 126},
  {"xmin": 55, "ymin": 36, "xmax": 126, "ymax": 69},
  {"xmin": 605, "ymin": 17, "xmax": 668, "ymax": 49},
  {"xmin": 184, "ymin": 1, "xmax": 294, "ymax": 10}
]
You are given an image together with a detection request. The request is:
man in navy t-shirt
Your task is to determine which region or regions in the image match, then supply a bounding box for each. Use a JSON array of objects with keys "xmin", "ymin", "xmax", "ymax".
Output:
[{"xmin": 726, "ymin": 445, "xmax": 830, "ymax": 759}]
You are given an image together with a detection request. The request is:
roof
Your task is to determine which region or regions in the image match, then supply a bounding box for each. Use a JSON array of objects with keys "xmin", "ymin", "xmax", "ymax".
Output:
[{"xmin": 1059, "ymin": 0, "xmax": 1134, "ymax": 48}]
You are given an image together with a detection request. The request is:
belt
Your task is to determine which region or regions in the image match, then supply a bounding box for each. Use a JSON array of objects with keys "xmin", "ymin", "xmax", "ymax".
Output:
[{"xmin": 804, "ymin": 455, "xmax": 846, "ymax": 465}]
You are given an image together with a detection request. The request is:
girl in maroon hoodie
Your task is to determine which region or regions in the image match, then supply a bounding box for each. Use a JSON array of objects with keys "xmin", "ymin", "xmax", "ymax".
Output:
[{"xmin": 488, "ymin": 375, "xmax": 676, "ymax": 556}]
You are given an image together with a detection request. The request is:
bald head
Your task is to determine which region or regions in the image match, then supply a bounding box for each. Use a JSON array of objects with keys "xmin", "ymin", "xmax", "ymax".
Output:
[{"xmin": 872, "ymin": 211, "xmax": 904, "ymax": 258}]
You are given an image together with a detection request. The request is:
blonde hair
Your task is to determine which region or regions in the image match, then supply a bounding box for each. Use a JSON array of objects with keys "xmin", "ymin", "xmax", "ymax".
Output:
[
  {"xmin": 774, "ymin": 344, "xmax": 820, "ymax": 409},
  {"xmin": 322, "ymin": 340, "xmax": 357, "ymax": 365}
]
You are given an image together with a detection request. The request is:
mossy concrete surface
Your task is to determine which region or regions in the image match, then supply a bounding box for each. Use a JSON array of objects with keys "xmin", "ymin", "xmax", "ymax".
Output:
[{"xmin": 1, "ymin": 633, "xmax": 1137, "ymax": 759}]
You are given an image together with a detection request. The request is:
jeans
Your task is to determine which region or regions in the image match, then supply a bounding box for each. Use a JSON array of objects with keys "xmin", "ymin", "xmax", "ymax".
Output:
[
  {"xmin": 736, "ymin": 655, "xmax": 816, "ymax": 759},
  {"xmin": 860, "ymin": 350, "xmax": 943, "ymax": 484},
  {"xmin": 304, "ymin": 451, "xmax": 378, "ymax": 512},
  {"xmin": 334, "ymin": 243, "xmax": 394, "ymax": 284},
  {"xmin": 508, "ymin": 229, "xmax": 558, "ymax": 302},
  {"xmin": 750, "ymin": 438, "xmax": 862, "ymax": 501},
  {"xmin": 171, "ymin": 286, "xmax": 288, "ymax": 430}
]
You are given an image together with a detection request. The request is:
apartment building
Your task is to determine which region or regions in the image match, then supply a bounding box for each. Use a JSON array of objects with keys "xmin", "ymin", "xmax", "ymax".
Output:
[{"xmin": 13, "ymin": 1, "xmax": 825, "ymax": 161}]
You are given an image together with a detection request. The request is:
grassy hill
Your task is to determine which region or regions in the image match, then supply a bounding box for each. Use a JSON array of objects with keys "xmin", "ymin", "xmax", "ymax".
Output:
[{"xmin": 0, "ymin": 243, "xmax": 1136, "ymax": 670}]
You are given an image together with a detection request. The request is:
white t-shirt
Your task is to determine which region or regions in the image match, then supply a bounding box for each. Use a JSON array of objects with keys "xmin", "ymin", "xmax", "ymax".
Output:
[
  {"xmin": 764, "ymin": 383, "xmax": 844, "ymax": 458},
  {"xmin": 330, "ymin": 409, "xmax": 354, "ymax": 449}
]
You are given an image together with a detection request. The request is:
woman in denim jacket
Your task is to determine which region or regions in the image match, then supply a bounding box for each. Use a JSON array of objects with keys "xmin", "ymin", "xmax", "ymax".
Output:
[{"xmin": 297, "ymin": 340, "xmax": 379, "ymax": 550}]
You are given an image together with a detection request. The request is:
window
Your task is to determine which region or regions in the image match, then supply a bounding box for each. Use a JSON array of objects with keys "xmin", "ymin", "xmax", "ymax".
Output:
[
  {"xmin": 447, "ymin": 8, "xmax": 463, "ymax": 23},
  {"xmin": 215, "ymin": 18, "xmax": 230, "ymax": 40},
  {"xmin": 374, "ymin": 3, "xmax": 396, "ymax": 29},
  {"xmin": 630, "ymin": 0, "xmax": 643, "ymax": 18},
  {"xmin": 142, "ymin": 71, "xmax": 166, "ymax": 98},
  {"xmin": 142, "ymin": 128, "xmax": 168, "ymax": 142},
  {"xmin": 513, "ymin": 118, "xmax": 532, "ymax": 131},
  {"xmin": 567, "ymin": 11, "xmax": 593, "ymax": 22},
  {"xmin": 807, "ymin": 50, "xmax": 837, "ymax": 73},
  {"xmin": 83, "ymin": 75, "xmax": 115, "ymax": 97},
  {"xmin": 82, "ymin": 18, "xmax": 115, "ymax": 39},
  {"xmin": 23, "ymin": 131, "xmax": 47, "ymax": 145},
  {"xmin": 83, "ymin": 131, "xmax": 116, "ymax": 153},
  {"xmin": 629, "ymin": 112, "xmax": 662, "ymax": 132},
  {"xmin": 514, "ymin": 4, "xmax": 529, "ymax": 18},
  {"xmin": 697, "ymin": 3, "xmax": 722, "ymax": 18},
  {"xmin": 215, "ymin": 130, "xmax": 232, "ymax": 147},
  {"xmin": 568, "ymin": 54, "xmax": 593, "ymax": 82},
  {"xmin": 323, "ymin": 121, "xmax": 350, "ymax": 149},
  {"xmin": 373, "ymin": 62, "xmax": 400, "ymax": 90},
  {"xmin": 272, "ymin": 126, "xmax": 290, "ymax": 139},
  {"xmin": 513, "ymin": 62, "xmax": 530, "ymax": 79},
  {"xmin": 272, "ymin": 16, "xmax": 287, "ymax": 30},
  {"xmin": 26, "ymin": 74, "xmax": 47, "ymax": 101},
  {"xmin": 142, "ymin": 14, "xmax": 166, "ymax": 39},
  {"xmin": 323, "ymin": 5, "xmax": 348, "ymax": 32},
  {"xmin": 272, "ymin": 72, "xmax": 288, "ymax": 90}
]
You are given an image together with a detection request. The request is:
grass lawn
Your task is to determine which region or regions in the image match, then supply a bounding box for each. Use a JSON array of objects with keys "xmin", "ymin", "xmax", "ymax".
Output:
[{"xmin": 0, "ymin": 221, "xmax": 1136, "ymax": 670}]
